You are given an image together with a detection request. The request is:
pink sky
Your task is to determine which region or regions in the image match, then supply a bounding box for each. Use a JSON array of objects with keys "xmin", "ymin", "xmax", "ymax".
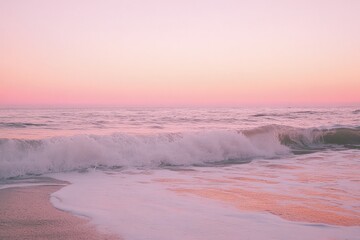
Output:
[{"xmin": 0, "ymin": 0, "xmax": 359, "ymax": 106}]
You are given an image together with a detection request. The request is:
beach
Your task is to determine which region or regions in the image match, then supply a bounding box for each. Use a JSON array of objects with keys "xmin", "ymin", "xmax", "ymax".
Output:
[{"xmin": 0, "ymin": 181, "xmax": 119, "ymax": 240}]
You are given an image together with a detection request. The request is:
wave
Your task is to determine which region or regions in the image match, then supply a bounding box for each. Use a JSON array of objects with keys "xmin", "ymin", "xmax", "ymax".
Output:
[
  {"xmin": 252, "ymin": 126, "xmax": 360, "ymax": 155},
  {"xmin": 1, "ymin": 126, "xmax": 359, "ymax": 179},
  {"xmin": 0, "ymin": 122, "xmax": 48, "ymax": 128},
  {"xmin": 250, "ymin": 111, "xmax": 318, "ymax": 118}
]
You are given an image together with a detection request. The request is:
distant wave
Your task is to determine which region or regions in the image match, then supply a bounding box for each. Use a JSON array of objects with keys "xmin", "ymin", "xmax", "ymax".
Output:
[
  {"xmin": 1, "ymin": 125, "xmax": 359, "ymax": 179},
  {"xmin": 0, "ymin": 122, "xmax": 48, "ymax": 128},
  {"xmin": 251, "ymin": 111, "xmax": 322, "ymax": 118},
  {"xmin": 251, "ymin": 113, "xmax": 282, "ymax": 117}
]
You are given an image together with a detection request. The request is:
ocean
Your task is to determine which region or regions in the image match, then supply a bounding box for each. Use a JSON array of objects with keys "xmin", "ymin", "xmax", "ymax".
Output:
[{"xmin": 1, "ymin": 107, "xmax": 360, "ymax": 239}]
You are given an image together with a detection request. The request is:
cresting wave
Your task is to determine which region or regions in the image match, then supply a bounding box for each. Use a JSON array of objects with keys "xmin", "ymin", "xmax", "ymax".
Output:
[
  {"xmin": 1, "ymin": 126, "xmax": 359, "ymax": 179},
  {"xmin": 246, "ymin": 125, "xmax": 360, "ymax": 150}
]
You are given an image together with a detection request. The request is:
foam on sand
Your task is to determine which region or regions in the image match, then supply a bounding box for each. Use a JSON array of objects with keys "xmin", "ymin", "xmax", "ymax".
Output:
[{"xmin": 50, "ymin": 151, "xmax": 360, "ymax": 240}]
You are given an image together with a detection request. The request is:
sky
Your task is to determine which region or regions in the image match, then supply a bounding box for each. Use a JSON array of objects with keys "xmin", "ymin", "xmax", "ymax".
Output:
[{"xmin": 0, "ymin": 0, "xmax": 359, "ymax": 107}]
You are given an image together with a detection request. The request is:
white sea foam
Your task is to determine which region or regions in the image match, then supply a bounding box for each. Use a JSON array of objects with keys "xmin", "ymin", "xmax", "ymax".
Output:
[
  {"xmin": 50, "ymin": 160, "xmax": 360, "ymax": 240},
  {"xmin": 0, "ymin": 130, "xmax": 289, "ymax": 179},
  {"xmin": 2, "ymin": 124, "xmax": 360, "ymax": 179}
]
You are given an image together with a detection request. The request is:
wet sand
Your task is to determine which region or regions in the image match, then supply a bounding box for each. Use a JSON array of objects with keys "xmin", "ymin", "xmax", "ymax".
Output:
[
  {"xmin": 152, "ymin": 153, "xmax": 360, "ymax": 227},
  {"xmin": 173, "ymin": 187, "xmax": 360, "ymax": 226},
  {"xmin": 0, "ymin": 184, "xmax": 119, "ymax": 240}
]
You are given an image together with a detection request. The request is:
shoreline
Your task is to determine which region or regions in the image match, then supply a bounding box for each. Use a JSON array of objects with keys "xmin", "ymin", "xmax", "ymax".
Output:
[
  {"xmin": 0, "ymin": 181, "xmax": 120, "ymax": 240},
  {"xmin": 173, "ymin": 187, "xmax": 360, "ymax": 226}
]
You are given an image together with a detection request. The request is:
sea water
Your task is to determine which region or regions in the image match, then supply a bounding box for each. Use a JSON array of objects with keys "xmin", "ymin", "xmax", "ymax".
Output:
[{"xmin": 1, "ymin": 107, "xmax": 360, "ymax": 239}]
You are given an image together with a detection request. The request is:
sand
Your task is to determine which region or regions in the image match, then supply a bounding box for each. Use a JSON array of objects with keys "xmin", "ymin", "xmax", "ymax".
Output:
[
  {"xmin": 173, "ymin": 187, "xmax": 360, "ymax": 226},
  {"xmin": 0, "ymin": 183, "xmax": 120, "ymax": 240},
  {"xmin": 153, "ymin": 173, "xmax": 360, "ymax": 227}
]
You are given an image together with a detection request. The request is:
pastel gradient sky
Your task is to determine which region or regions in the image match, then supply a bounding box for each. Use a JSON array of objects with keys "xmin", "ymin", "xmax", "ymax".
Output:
[{"xmin": 1, "ymin": 0, "xmax": 359, "ymax": 106}]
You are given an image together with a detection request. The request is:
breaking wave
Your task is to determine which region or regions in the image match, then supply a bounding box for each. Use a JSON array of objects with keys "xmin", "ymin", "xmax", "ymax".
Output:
[
  {"xmin": 1, "ymin": 126, "xmax": 359, "ymax": 179},
  {"xmin": 244, "ymin": 125, "xmax": 360, "ymax": 150}
]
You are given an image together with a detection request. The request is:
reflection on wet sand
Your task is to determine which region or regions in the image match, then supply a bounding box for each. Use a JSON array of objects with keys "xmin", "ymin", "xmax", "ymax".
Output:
[
  {"xmin": 154, "ymin": 151, "xmax": 360, "ymax": 227},
  {"xmin": 172, "ymin": 187, "xmax": 360, "ymax": 226}
]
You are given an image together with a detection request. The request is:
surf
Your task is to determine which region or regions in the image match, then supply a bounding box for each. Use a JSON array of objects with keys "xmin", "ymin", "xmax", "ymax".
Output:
[{"xmin": 1, "ymin": 125, "xmax": 359, "ymax": 179}]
